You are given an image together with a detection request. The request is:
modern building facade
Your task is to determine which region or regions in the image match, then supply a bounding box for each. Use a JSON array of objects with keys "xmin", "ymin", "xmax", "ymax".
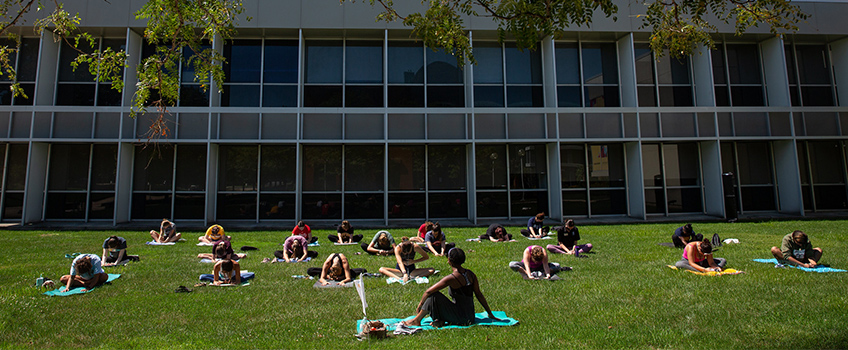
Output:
[{"xmin": 2, "ymin": 0, "xmax": 848, "ymax": 226}]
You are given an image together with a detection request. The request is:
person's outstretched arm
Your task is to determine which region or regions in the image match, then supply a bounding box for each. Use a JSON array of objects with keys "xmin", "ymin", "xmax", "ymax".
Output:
[
  {"xmin": 339, "ymin": 255, "xmax": 353, "ymax": 284},
  {"xmin": 212, "ymin": 262, "xmax": 222, "ymax": 285},
  {"xmin": 542, "ymin": 253, "xmax": 551, "ymax": 279},
  {"xmin": 233, "ymin": 262, "xmax": 242, "ymax": 285}
]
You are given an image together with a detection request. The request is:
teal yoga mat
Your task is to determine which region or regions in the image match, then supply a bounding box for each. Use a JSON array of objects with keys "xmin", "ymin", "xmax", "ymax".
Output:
[
  {"xmin": 356, "ymin": 311, "xmax": 518, "ymax": 332},
  {"xmin": 43, "ymin": 274, "xmax": 121, "ymax": 296},
  {"xmin": 753, "ymin": 259, "xmax": 845, "ymax": 273}
]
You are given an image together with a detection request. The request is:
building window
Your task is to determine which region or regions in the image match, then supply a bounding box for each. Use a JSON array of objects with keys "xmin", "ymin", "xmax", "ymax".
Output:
[
  {"xmin": 721, "ymin": 142, "xmax": 776, "ymax": 212},
  {"xmin": 786, "ymin": 44, "xmax": 836, "ymax": 106},
  {"xmin": 57, "ymin": 38, "xmax": 125, "ymax": 106},
  {"xmin": 426, "ymin": 49, "xmax": 465, "ymax": 107},
  {"xmin": 797, "ymin": 141, "xmax": 847, "ymax": 211},
  {"xmin": 1, "ymin": 144, "xmax": 27, "ymax": 221},
  {"xmin": 222, "ymin": 39, "xmax": 261, "ymax": 107},
  {"xmin": 712, "ymin": 44, "xmax": 765, "ymax": 106},
  {"xmin": 641, "ymin": 143, "xmax": 702, "ymax": 215},
  {"xmin": 388, "ymin": 146, "xmax": 426, "ymax": 218},
  {"xmin": 262, "ymin": 40, "xmax": 299, "ymax": 107},
  {"xmin": 635, "ymin": 44, "xmax": 693, "ymax": 107},
  {"xmin": 0, "ymin": 38, "xmax": 38, "ymax": 105},
  {"xmin": 45, "ymin": 144, "xmax": 117, "ymax": 220},
  {"xmin": 555, "ymin": 42, "xmax": 619, "ymax": 107},
  {"xmin": 560, "ymin": 143, "xmax": 626, "ymax": 216},
  {"xmin": 133, "ymin": 145, "xmax": 206, "ymax": 220},
  {"xmin": 388, "ymin": 42, "xmax": 424, "ymax": 107},
  {"xmin": 304, "ymin": 40, "xmax": 383, "ymax": 107},
  {"xmin": 473, "ymin": 42, "xmax": 543, "ymax": 107}
]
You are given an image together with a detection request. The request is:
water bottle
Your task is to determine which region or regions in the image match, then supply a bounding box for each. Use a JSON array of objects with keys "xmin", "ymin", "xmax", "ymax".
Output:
[{"xmin": 35, "ymin": 274, "xmax": 44, "ymax": 288}]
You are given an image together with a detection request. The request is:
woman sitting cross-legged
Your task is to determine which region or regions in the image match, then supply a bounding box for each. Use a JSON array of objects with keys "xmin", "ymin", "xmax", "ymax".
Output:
[
  {"xmin": 675, "ymin": 239, "xmax": 727, "ymax": 273},
  {"xmin": 379, "ymin": 237, "xmax": 435, "ymax": 283},
  {"xmin": 274, "ymin": 235, "xmax": 318, "ymax": 262},
  {"xmin": 546, "ymin": 219, "xmax": 592, "ymax": 257},
  {"xmin": 150, "ymin": 218, "xmax": 181, "ymax": 243},
  {"xmin": 361, "ymin": 230, "xmax": 396, "ymax": 256},
  {"xmin": 59, "ymin": 254, "xmax": 109, "ymax": 292},
  {"xmin": 424, "ymin": 222, "xmax": 455, "ymax": 257},
  {"xmin": 402, "ymin": 248, "xmax": 499, "ymax": 327},
  {"xmin": 509, "ymin": 245, "xmax": 563, "ymax": 280},
  {"xmin": 327, "ymin": 220, "xmax": 363, "ymax": 244},
  {"xmin": 307, "ymin": 253, "xmax": 366, "ymax": 285}
]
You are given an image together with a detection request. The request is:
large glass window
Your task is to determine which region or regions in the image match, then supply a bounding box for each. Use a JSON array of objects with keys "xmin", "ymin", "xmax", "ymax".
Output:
[
  {"xmin": 712, "ymin": 44, "xmax": 765, "ymax": 106},
  {"xmin": 1, "ymin": 144, "xmax": 27, "ymax": 221},
  {"xmin": 388, "ymin": 42, "xmax": 424, "ymax": 107},
  {"xmin": 56, "ymin": 38, "xmax": 125, "ymax": 106},
  {"xmin": 722, "ymin": 142, "xmax": 777, "ymax": 212},
  {"xmin": 133, "ymin": 145, "xmax": 206, "ymax": 220},
  {"xmin": 787, "ymin": 44, "xmax": 836, "ymax": 106},
  {"xmin": 0, "ymin": 38, "xmax": 38, "ymax": 105},
  {"xmin": 178, "ymin": 42, "xmax": 212, "ymax": 106},
  {"xmin": 642, "ymin": 143, "xmax": 702, "ymax": 215},
  {"xmin": 388, "ymin": 146, "xmax": 426, "ymax": 218},
  {"xmin": 560, "ymin": 144, "xmax": 626, "ymax": 216},
  {"xmin": 46, "ymin": 144, "xmax": 117, "ymax": 220},
  {"xmin": 473, "ymin": 42, "xmax": 542, "ymax": 107},
  {"xmin": 555, "ymin": 42, "xmax": 619, "ymax": 107},
  {"xmin": 798, "ymin": 141, "xmax": 847, "ymax": 211},
  {"xmin": 554, "ymin": 43, "xmax": 581, "ymax": 107},
  {"xmin": 635, "ymin": 44, "xmax": 693, "ymax": 107},
  {"xmin": 428, "ymin": 145, "xmax": 467, "ymax": 218},
  {"xmin": 222, "ymin": 39, "xmax": 261, "ymax": 107},
  {"xmin": 304, "ymin": 40, "xmax": 383, "ymax": 107},
  {"xmin": 426, "ymin": 49, "xmax": 465, "ymax": 107},
  {"xmin": 263, "ymin": 40, "xmax": 299, "ymax": 107}
]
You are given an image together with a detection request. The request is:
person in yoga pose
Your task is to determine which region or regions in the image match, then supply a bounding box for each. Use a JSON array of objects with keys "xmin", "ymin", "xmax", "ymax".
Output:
[
  {"xmin": 307, "ymin": 253, "xmax": 366, "ymax": 285},
  {"xmin": 198, "ymin": 224, "xmax": 229, "ymax": 244},
  {"xmin": 424, "ymin": 222, "xmax": 455, "ymax": 257},
  {"xmin": 361, "ymin": 230, "xmax": 396, "ymax": 256},
  {"xmin": 402, "ymin": 248, "xmax": 498, "ymax": 327},
  {"xmin": 410, "ymin": 221, "xmax": 433, "ymax": 243},
  {"xmin": 520, "ymin": 212, "xmax": 549, "ymax": 238},
  {"xmin": 509, "ymin": 245, "xmax": 562, "ymax": 279},
  {"xmin": 292, "ymin": 220, "xmax": 317, "ymax": 244},
  {"xmin": 479, "ymin": 223, "xmax": 512, "ymax": 242},
  {"xmin": 327, "ymin": 220, "xmax": 363, "ymax": 244},
  {"xmin": 671, "ymin": 223, "xmax": 702, "ymax": 248},
  {"xmin": 379, "ymin": 238, "xmax": 435, "ymax": 283},
  {"xmin": 675, "ymin": 239, "xmax": 726, "ymax": 272},
  {"xmin": 211, "ymin": 259, "xmax": 244, "ymax": 285},
  {"xmin": 275, "ymin": 235, "xmax": 318, "ymax": 262},
  {"xmin": 101, "ymin": 236, "xmax": 139, "ymax": 266},
  {"xmin": 149, "ymin": 218, "xmax": 181, "ymax": 243},
  {"xmin": 770, "ymin": 230, "xmax": 823, "ymax": 268},
  {"xmin": 198, "ymin": 240, "xmax": 245, "ymax": 261},
  {"xmin": 546, "ymin": 219, "xmax": 592, "ymax": 256},
  {"xmin": 59, "ymin": 254, "xmax": 108, "ymax": 292}
]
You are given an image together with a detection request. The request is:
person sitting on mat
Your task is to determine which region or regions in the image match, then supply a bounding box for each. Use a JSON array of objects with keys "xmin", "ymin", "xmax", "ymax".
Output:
[
  {"xmin": 770, "ymin": 230, "xmax": 823, "ymax": 268},
  {"xmin": 198, "ymin": 240, "xmax": 245, "ymax": 261},
  {"xmin": 307, "ymin": 253, "xmax": 366, "ymax": 285},
  {"xmin": 361, "ymin": 230, "xmax": 396, "ymax": 256},
  {"xmin": 379, "ymin": 237, "xmax": 435, "ymax": 283},
  {"xmin": 150, "ymin": 218, "xmax": 181, "ymax": 243},
  {"xmin": 402, "ymin": 248, "xmax": 498, "ymax": 327},
  {"xmin": 101, "ymin": 236, "xmax": 139, "ymax": 266},
  {"xmin": 59, "ymin": 254, "xmax": 108, "ymax": 292},
  {"xmin": 547, "ymin": 219, "xmax": 592, "ymax": 256},
  {"xmin": 275, "ymin": 235, "xmax": 318, "ymax": 262},
  {"xmin": 672, "ymin": 223, "xmax": 702, "ymax": 248},
  {"xmin": 328, "ymin": 220, "xmax": 363, "ymax": 244},
  {"xmin": 520, "ymin": 212, "xmax": 549, "ymax": 238},
  {"xmin": 425, "ymin": 222, "xmax": 455, "ymax": 257},
  {"xmin": 410, "ymin": 221, "xmax": 433, "ymax": 243},
  {"xmin": 292, "ymin": 220, "xmax": 318, "ymax": 244},
  {"xmin": 479, "ymin": 223, "xmax": 512, "ymax": 242},
  {"xmin": 509, "ymin": 245, "xmax": 562, "ymax": 280},
  {"xmin": 675, "ymin": 239, "xmax": 726, "ymax": 272},
  {"xmin": 198, "ymin": 224, "xmax": 229, "ymax": 244}
]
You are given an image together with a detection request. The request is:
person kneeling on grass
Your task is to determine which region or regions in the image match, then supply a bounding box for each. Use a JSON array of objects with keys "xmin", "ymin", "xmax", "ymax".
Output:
[
  {"xmin": 771, "ymin": 230, "xmax": 823, "ymax": 268},
  {"xmin": 275, "ymin": 235, "xmax": 318, "ymax": 262},
  {"xmin": 675, "ymin": 239, "xmax": 726, "ymax": 272},
  {"xmin": 402, "ymin": 248, "xmax": 498, "ymax": 327},
  {"xmin": 59, "ymin": 254, "xmax": 108, "ymax": 292},
  {"xmin": 150, "ymin": 218, "xmax": 181, "ymax": 243},
  {"xmin": 379, "ymin": 238, "xmax": 435, "ymax": 283},
  {"xmin": 307, "ymin": 253, "xmax": 366, "ymax": 285},
  {"xmin": 509, "ymin": 245, "xmax": 562, "ymax": 280}
]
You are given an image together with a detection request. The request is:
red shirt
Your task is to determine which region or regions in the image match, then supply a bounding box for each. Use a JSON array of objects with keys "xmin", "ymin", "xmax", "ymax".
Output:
[{"xmin": 293, "ymin": 225, "xmax": 311, "ymax": 240}]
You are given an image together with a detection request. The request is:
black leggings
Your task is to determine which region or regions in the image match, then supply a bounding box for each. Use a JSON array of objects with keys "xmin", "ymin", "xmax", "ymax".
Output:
[
  {"xmin": 328, "ymin": 234, "xmax": 363, "ymax": 243},
  {"xmin": 274, "ymin": 250, "xmax": 318, "ymax": 259},
  {"xmin": 672, "ymin": 234, "xmax": 703, "ymax": 248},
  {"xmin": 306, "ymin": 267, "xmax": 366, "ymax": 278}
]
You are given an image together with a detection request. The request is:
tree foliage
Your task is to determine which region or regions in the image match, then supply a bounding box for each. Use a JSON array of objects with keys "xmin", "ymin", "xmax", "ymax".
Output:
[{"xmin": 361, "ymin": 0, "xmax": 807, "ymax": 60}]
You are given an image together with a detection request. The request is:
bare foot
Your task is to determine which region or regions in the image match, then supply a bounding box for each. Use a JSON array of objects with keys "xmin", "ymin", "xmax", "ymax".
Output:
[{"xmin": 402, "ymin": 320, "xmax": 420, "ymax": 326}]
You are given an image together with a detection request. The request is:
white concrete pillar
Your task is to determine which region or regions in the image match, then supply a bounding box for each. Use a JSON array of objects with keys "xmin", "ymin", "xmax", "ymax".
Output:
[
  {"xmin": 113, "ymin": 142, "xmax": 135, "ymax": 224},
  {"xmin": 617, "ymin": 34, "xmax": 637, "ymax": 107},
  {"xmin": 699, "ymin": 141, "xmax": 724, "ymax": 217},
  {"xmin": 773, "ymin": 140, "xmax": 804, "ymax": 214},
  {"xmin": 691, "ymin": 44, "xmax": 715, "ymax": 106},
  {"xmin": 546, "ymin": 143, "xmax": 562, "ymax": 221},
  {"xmin": 761, "ymin": 37, "xmax": 791, "ymax": 107},
  {"xmin": 830, "ymin": 37, "xmax": 848, "ymax": 106},
  {"xmin": 625, "ymin": 141, "xmax": 644, "ymax": 219},
  {"xmin": 22, "ymin": 142, "xmax": 48, "ymax": 223},
  {"xmin": 34, "ymin": 31, "xmax": 59, "ymax": 106},
  {"xmin": 205, "ymin": 143, "xmax": 219, "ymax": 223}
]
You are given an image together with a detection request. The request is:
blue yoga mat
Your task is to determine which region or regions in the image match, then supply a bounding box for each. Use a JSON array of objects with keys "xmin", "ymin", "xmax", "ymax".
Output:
[
  {"xmin": 356, "ymin": 311, "xmax": 518, "ymax": 332},
  {"xmin": 753, "ymin": 259, "xmax": 845, "ymax": 273},
  {"xmin": 43, "ymin": 274, "xmax": 121, "ymax": 296}
]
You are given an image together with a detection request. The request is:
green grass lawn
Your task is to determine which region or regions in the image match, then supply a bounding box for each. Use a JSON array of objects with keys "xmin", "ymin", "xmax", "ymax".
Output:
[{"xmin": 1, "ymin": 220, "xmax": 847, "ymax": 349}]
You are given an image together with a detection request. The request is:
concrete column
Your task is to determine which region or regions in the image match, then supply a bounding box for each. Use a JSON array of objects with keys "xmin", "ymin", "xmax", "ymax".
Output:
[
  {"xmin": 761, "ymin": 37, "xmax": 791, "ymax": 107},
  {"xmin": 830, "ymin": 37, "xmax": 848, "ymax": 106},
  {"xmin": 699, "ymin": 141, "xmax": 724, "ymax": 217},
  {"xmin": 34, "ymin": 31, "xmax": 59, "ymax": 106},
  {"xmin": 542, "ymin": 36, "xmax": 557, "ymax": 108},
  {"xmin": 113, "ymin": 142, "xmax": 135, "ymax": 224},
  {"xmin": 624, "ymin": 141, "xmax": 645, "ymax": 219},
  {"xmin": 546, "ymin": 143, "xmax": 562, "ymax": 221},
  {"xmin": 205, "ymin": 143, "xmax": 219, "ymax": 223},
  {"xmin": 123, "ymin": 29, "xmax": 143, "ymax": 108},
  {"xmin": 617, "ymin": 34, "xmax": 637, "ymax": 107},
  {"xmin": 22, "ymin": 142, "xmax": 48, "ymax": 224},
  {"xmin": 691, "ymin": 44, "xmax": 715, "ymax": 106},
  {"xmin": 773, "ymin": 140, "xmax": 804, "ymax": 214}
]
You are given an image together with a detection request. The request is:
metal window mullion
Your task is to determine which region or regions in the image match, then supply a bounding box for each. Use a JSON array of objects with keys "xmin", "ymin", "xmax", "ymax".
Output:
[
  {"xmin": 0, "ymin": 144, "xmax": 7, "ymax": 220},
  {"xmin": 341, "ymin": 144, "xmax": 345, "ymax": 218},
  {"xmin": 505, "ymin": 144, "xmax": 512, "ymax": 219},
  {"xmin": 502, "ymin": 43, "xmax": 508, "ymax": 107},
  {"xmin": 804, "ymin": 141, "xmax": 817, "ymax": 211},
  {"xmin": 83, "ymin": 144, "xmax": 95, "ymax": 222},
  {"xmin": 652, "ymin": 51, "xmax": 660, "ymax": 106},
  {"xmin": 259, "ymin": 38, "xmax": 266, "ymax": 107},
  {"xmin": 384, "ymin": 142, "xmax": 388, "ymax": 225},
  {"xmin": 768, "ymin": 142, "xmax": 780, "ymax": 211},
  {"xmin": 722, "ymin": 43, "xmax": 733, "ymax": 106},
  {"xmin": 584, "ymin": 143, "xmax": 592, "ymax": 217},
  {"xmin": 255, "ymin": 144, "xmax": 261, "ymax": 223},
  {"xmin": 424, "ymin": 144, "xmax": 429, "ymax": 219},
  {"xmin": 171, "ymin": 144, "xmax": 178, "ymax": 219},
  {"xmin": 577, "ymin": 40, "xmax": 585, "ymax": 107}
]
